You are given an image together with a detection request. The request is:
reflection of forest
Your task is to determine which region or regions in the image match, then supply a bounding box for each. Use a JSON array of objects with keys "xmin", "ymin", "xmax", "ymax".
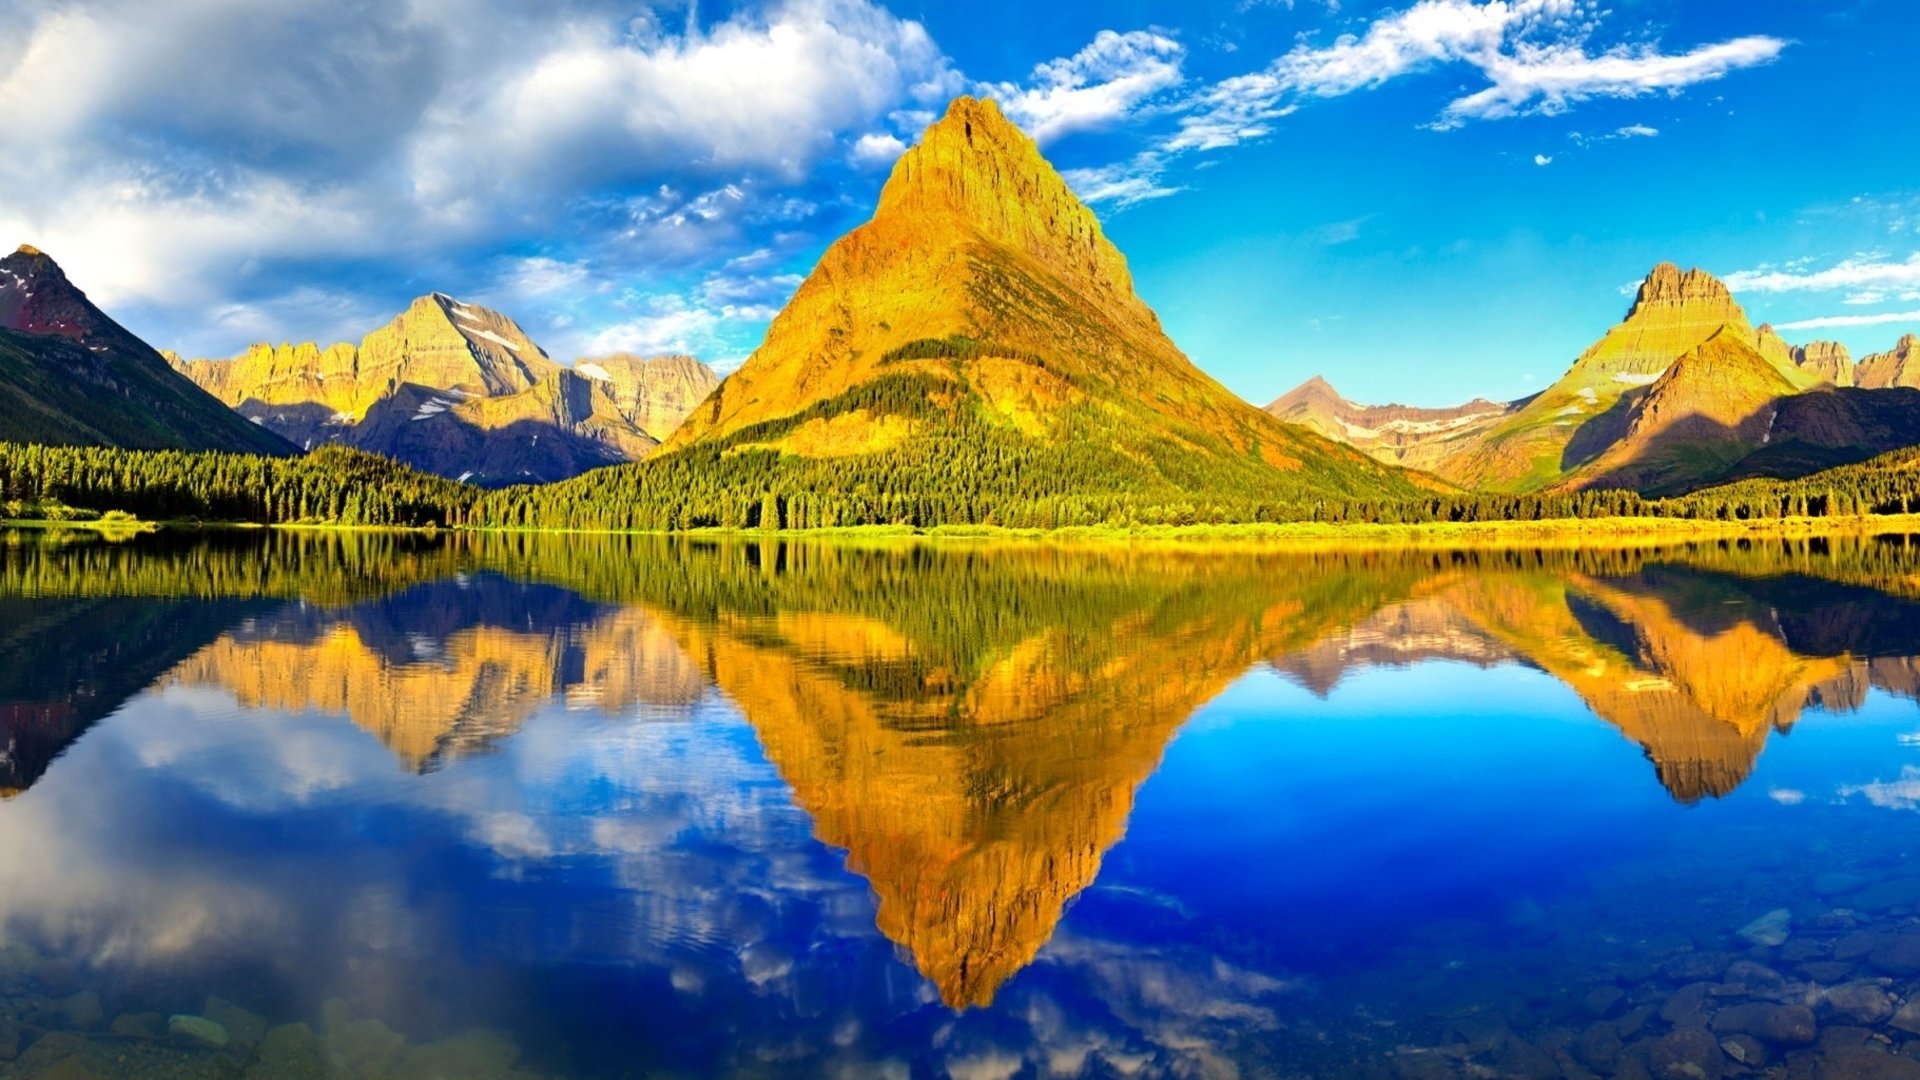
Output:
[{"xmin": 7, "ymin": 530, "xmax": 1920, "ymax": 1006}]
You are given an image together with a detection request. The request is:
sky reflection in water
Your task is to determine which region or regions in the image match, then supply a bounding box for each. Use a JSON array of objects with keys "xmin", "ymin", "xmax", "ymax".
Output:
[{"xmin": 3, "ymin": 532, "xmax": 1920, "ymax": 1077}]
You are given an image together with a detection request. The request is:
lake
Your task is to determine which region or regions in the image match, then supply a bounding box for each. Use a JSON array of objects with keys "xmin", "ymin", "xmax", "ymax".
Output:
[{"xmin": 5, "ymin": 529, "xmax": 1920, "ymax": 1079}]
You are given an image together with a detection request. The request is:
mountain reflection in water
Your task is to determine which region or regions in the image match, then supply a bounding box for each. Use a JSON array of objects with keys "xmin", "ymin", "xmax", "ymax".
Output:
[{"xmin": 4, "ymin": 529, "xmax": 1920, "ymax": 1077}]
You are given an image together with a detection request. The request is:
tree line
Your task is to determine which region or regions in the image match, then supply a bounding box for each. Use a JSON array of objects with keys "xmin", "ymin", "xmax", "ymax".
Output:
[{"xmin": 5, "ymin": 440, "xmax": 1920, "ymax": 532}]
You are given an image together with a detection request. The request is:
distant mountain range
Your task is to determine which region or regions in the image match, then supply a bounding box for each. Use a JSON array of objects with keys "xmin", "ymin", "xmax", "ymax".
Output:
[
  {"xmin": 0, "ymin": 246, "xmax": 293, "ymax": 456},
  {"xmin": 1271, "ymin": 265, "xmax": 1920, "ymax": 495},
  {"xmin": 167, "ymin": 295, "xmax": 717, "ymax": 485},
  {"xmin": 6, "ymin": 93, "xmax": 1919, "ymax": 511}
]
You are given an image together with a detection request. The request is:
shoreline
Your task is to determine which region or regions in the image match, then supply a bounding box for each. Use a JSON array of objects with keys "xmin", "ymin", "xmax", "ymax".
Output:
[{"xmin": 11, "ymin": 514, "xmax": 1920, "ymax": 550}]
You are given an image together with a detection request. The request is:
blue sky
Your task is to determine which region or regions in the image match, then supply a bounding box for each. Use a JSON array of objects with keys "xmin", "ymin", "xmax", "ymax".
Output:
[{"xmin": 0, "ymin": 0, "xmax": 1913, "ymax": 406}]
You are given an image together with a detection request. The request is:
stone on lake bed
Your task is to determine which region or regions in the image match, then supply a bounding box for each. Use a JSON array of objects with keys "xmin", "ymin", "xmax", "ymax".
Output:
[
  {"xmin": 1848, "ymin": 878, "xmax": 1920, "ymax": 912},
  {"xmin": 1868, "ymin": 934, "xmax": 1920, "ymax": 975},
  {"xmin": 1815, "ymin": 872, "xmax": 1868, "ymax": 896},
  {"xmin": 1649, "ymin": 1027, "xmax": 1726, "ymax": 1080},
  {"xmin": 1710, "ymin": 1002, "xmax": 1817, "ymax": 1046},
  {"xmin": 1816, "ymin": 1047, "xmax": 1920, "ymax": 1080},
  {"xmin": 1718, "ymin": 1033, "xmax": 1767, "ymax": 1067},
  {"xmin": 1736, "ymin": 908, "xmax": 1792, "ymax": 947},
  {"xmin": 1891, "ymin": 998, "xmax": 1920, "ymax": 1035},
  {"xmin": 1824, "ymin": 981, "xmax": 1896, "ymax": 1026},
  {"xmin": 168, "ymin": 1013, "xmax": 229, "ymax": 1048}
]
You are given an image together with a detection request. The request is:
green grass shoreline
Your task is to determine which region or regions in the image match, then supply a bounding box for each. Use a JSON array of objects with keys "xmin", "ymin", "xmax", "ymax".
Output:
[{"xmin": 12, "ymin": 513, "xmax": 1920, "ymax": 550}]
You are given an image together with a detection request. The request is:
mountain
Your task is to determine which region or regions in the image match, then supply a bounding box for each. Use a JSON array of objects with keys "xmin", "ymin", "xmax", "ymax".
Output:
[
  {"xmin": 573, "ymin": 354, "xmax": 719, "ymax": 441},
  {"xmin": 1268, "ymin": 263, "xmax": 1920, "ymax": 499},
  {"xmin": 1857, "ymin": 334, "xmax": 1920, "ymax": 390},
  {"xmin": 1571, "ymin": 328, "xmax": 1801, "ymax": 492},
  {"xmin": 574, "ymin": 95, "xmax": 1430, "ymax": 529},
  {"xmin": 170, "ymin": 295, "xmax": 718, "ymax": 485},
  {"xmin": 1442, "ymin": 262, "xmax": 1818, "ymax": 491},
  {"xmin": 1264, "ymin": 375, "xmax": 1513, "ymax": 472},
  {"xmin": 1793, "ymin": 339, "xmax": 1855, "ymax": 386},
  {"xmin": 0, "ymin": 246, "xmax": 293, "ymax": 454}
]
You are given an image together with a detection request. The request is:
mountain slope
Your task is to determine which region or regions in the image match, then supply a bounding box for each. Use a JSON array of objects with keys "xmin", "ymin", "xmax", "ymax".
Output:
[
  {"xmin": 575, "ymin": 353, "xmax": 720, "ymax": 440},
  {"xmin": 522, "ymin": 96, "xmax": 1424, "ymax": 530},
  {"xmin": 1444, "ymin": 263, "xmax": 1817, "ymax": 492},
  {"xmin": 1264, "ymin": 375, "xmax": 1513, "ymax": 472},
  {"xmin": 171, "ymin": 295, "xmax": 712, "ymax": 484},
  {"xmin": 0, "ymin": 246, "xmax": 293, "ymax": 454},
  {"xmin": 1571, "ymin": 328, "xmax": 1801, "ymax": 493}
]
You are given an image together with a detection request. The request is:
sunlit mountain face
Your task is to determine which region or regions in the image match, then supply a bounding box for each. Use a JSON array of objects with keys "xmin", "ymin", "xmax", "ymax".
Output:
[{"xmin": 5, "ymin": 530, "xmax": 1920, "ymax": 1075}]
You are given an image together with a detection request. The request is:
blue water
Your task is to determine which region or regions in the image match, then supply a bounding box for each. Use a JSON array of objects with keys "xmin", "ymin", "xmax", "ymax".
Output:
[{"xmin": 4, "ymin": 533, "xmax": 1920, "ymax": 1077}]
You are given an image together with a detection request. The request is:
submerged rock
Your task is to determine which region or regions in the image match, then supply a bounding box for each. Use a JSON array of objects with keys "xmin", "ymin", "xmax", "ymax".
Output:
[
  {"xmin": 1890, "ymin": 997, "xmax": 1920, "ymax": 1035},
  {"xmin": 49, "ymin": 990, "xmax": 102, "ymax": 1030},
  {"xmin": 168, "ymin": 1013, "xmax": 229, "ymax": 1048},
  {"xmin": 247, "ymin": 1022, "xmax": 329, "ymax": 1080},
  {"xmin": 1817, "ymin": 1046, "xmax": 1920, "ymax": 1079},
  {"xmin": 1736, "ymin": 908, "xmax": 1792, "ymax": 948},
  {"xmin": 1649, "ymin": 1027, "xmax": 1726, "ymax": 1080},
  {"xmin": 1717, "ymin": 1033, "xmax": 1766, "ymax": 1067},
  {"xmin": 1823, "ymin": 981, "xmax": 1895, "ymax": 1026},
  {"xmin": 205, "ymin": 995, "xmax": 267, "ymax": 1051},
  {"xmin": 1710, "ymin": 1001, "xmax": 1817, "ymax": 1046},
  {"xmin": 109, "ymin": 1012, "xmax": 164, "ymax": 1039}
]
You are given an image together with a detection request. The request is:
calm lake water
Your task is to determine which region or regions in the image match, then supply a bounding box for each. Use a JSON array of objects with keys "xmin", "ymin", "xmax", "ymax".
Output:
[{"xmin": 6, "ymin": 530, "xmax": 1920, "ymax": 1078}]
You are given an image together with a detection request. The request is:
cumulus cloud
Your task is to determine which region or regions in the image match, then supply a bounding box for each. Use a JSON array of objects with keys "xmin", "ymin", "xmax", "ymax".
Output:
[
  {"xmin": 1438, "ymin": 34, "xmax": 1785, "ymax": 127},
  {"xmin": 1533, "ymin": 153, "xmax": 1553, "ymax": 166},
  {"xmin": 1168, "ymin": 0, "xmax": 1783, "ymax": 149},
  {"xmin": 1774, "ymin": 310, "xmax": 1920, "ymax": 331},
  {"xmin": 983, "ymin": 30, "xmax": 1186, "ymax": 144},
  {"xmin": 0, "ymin": 0, "xmax": 952, "ymax": 358},
  {"xmin": 849, "ymin": 132, "xmax": 908, "ymax": 170},
  {"xmin": 1723, "ymin": 253, "xmax": 1920, "ymax": 295},
  {"xmin": 1062, "ymin": 154, "xmax": 1182, "ymax": 207}
]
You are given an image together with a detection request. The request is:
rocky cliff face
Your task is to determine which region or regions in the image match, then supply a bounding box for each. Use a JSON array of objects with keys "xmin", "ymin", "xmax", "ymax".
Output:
[
  {"xmin": 1794, "ymin": 339, "xmax": 1855, "ymax": 386},
  {"xmin": 1265, "ymin": 375, "xmax": 1513, "ymax": 472},
  {"xmin": 171, "ymin": 296, "xmax": 718, "ymax": 483},
  {"xmin": 1857, "ymin": 334, "xmax": 1920, "ymax": 390},
  {"xmin": 0, "ymin": 246, "xmax": 294, "ymax": 454},
  {"xmin": 663, "ymin": 95, "xmax": 1422, "ymax": 506},
  {"xmin": 574, "ymin": 353, "xmax": 719, "ymax": 440}
]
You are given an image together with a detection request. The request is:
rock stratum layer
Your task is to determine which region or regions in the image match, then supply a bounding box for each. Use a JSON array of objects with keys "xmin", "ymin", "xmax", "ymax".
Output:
[
  {"xmin": 170, "ymin": 296, "xmax": 718, "ymax": 485},
  {"xmin": 0, "ymin": 246, "xmax": 294, "ymax": 454}
]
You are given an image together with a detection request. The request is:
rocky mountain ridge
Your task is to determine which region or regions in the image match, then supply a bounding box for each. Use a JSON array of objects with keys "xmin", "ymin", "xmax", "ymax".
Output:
[
  {"xmin": 0, "ymin": 246, "xmax": 295, "ymax": 455},
  {"xmin": 171, "ymin": 296, "xmax": 718, "ymax": 485},
  {"xmin": 1270, "ymin": 262, "xmax": 1920, "ymax": 496}
]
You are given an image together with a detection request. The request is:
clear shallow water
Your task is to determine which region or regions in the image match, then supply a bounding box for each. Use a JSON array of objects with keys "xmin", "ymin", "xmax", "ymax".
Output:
[{"xmin": 5, "ymin": 533, "xmax": 1920, "ymax": 1077}]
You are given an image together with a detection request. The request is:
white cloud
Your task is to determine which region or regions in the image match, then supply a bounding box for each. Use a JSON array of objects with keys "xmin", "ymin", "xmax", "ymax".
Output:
[
  {"xmin": 984, "ymin": 30, "xmax": 1186, "ymax": 144},
  {"xmin": 1723, "ymin": 253, "xmax": 1920, "ymax": 295},
  {"xmin": 508, "ymin": 257, "xmax": 590, "ymax": 297},
  {"xmin": 1062, "ymin": 154, "xmax": 1182, "ymax": 207},
  {"xmin": 1440, "ymin": 34, "xmax": 1785, "ymax": 126},
  {"xmin": 850, "ymin": 132, "xmax": 908, "ymax": 170},
  {"xmin": 0, "ymin": 0, "xmax": 951, "ymax": 355},
  {"xmin": 1533, "ymin": 153, "xmax": 1553, "ymax": 166},
  {"xmin": 1167, "ymin": 0, "xmax": 1783, "ymax": 149},
  {"xmin": 1773, "ymin": 310, "xmax": 1920, "ymax": 331},
  {"xmin": 1617, "ymin": 123, "xmax": 1659, "ymax": 138}
]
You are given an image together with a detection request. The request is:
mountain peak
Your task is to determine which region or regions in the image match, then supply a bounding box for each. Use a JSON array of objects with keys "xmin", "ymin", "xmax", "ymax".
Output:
[
  {"xmin": 14, "ymin": 244, "xmax": 42, "ymax": 257},
  {"xmin": 1627, "ymin": 262, "xmax": 1737, "ymax": 319},
  {"xmin": 873, "ymin": 95, "xmax": 1135, "ymax": 298}
]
